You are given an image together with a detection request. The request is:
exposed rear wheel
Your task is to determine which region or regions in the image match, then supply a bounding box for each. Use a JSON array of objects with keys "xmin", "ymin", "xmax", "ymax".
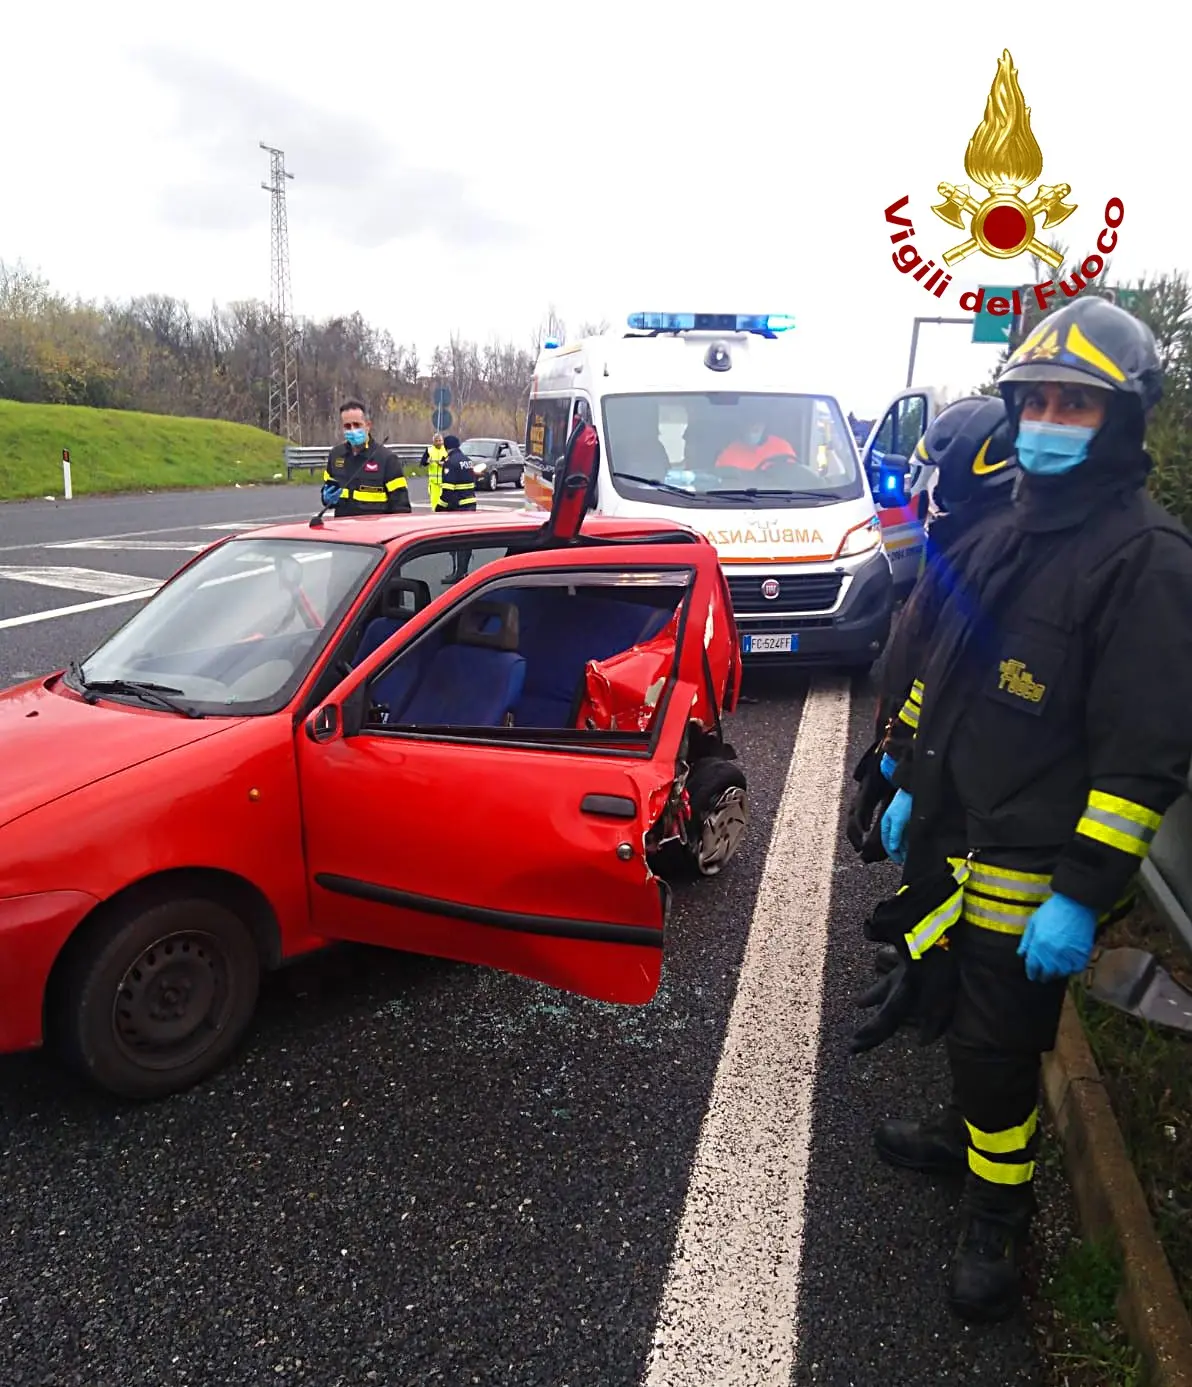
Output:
[
  {"xmin": 687, "ymin": 759, "xmax": 749, "ymax": 875},
  {"xmin": 55, "ymin": 897, "xmax": 260, "ymax": 1101},
  {"xmin": 654, "ymin": 758, "xmax": 749, "ymax": 879}
]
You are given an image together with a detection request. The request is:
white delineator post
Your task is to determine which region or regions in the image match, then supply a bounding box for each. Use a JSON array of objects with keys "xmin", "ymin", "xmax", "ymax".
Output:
[{"xmin": 62, "ymin": 448, "xmax": 73, "ymax": 500}]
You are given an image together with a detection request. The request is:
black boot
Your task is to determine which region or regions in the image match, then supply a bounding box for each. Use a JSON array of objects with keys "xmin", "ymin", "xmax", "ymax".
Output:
[
  {"xmin": 949, "ymin": 1180, "xmax": 1034, "ymax": 1322},
  {"xmin": 874, "ymin": 1104, "xmax": 966, "ymax": 1173}
]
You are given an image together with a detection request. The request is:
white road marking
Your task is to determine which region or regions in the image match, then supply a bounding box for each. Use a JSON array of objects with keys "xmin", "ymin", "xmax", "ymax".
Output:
[
  {"xmin": 0, "ymin": 566, "xmax": 161, "ymax": 597},
  {"xmin": 49, "ymin": 538, "xmax": 207, "ymax": 552},
  {"xmin": 643, "ymin": 675, "xmax": 853, "ymax": 1387},
  {"xmin": 0, "ymin": 589, "xmax": 158, "ymax": 631},
  {"xmin": 0, "ymin": 511, "xmax": 312, "ymax": 555}
]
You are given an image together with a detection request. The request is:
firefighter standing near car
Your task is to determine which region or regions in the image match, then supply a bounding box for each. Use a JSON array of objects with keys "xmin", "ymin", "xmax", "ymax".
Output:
[
  {"xmin": 867, "ymin": 296, "xmax": 1192, "ymax": 1323},
  {"xmin": 322, "ymin": 399, "xmax": 411, "ymax": 517},
  {"xmin": 421, "ymin": 431, "xmax": 449, "ymax": 512},
  {"xmin": 846, "ymin": 396, "xmax": 1020, "ymax": 1031}
]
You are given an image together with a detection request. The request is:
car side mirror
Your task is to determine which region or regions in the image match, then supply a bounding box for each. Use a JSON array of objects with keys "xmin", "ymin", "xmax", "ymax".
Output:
[
  {"xmin": 875, "ymin": 454, "xmax": 910, "ymax": 509},
  {"xmin": 306, "ymin": 704, "xmax": 340, "ymax": 743}
]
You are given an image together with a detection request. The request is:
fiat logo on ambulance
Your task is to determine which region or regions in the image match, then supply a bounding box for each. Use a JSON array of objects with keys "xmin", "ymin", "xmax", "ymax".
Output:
[{"xmin": 761, "ymin": 579, "xmax": 781, "ymax": 600}]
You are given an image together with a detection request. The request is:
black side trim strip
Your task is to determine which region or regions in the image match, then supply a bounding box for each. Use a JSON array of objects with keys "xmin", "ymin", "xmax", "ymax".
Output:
[
  {"xmin": 580, "ymin": 794, "xmax": 637, "ymax": 819},
  {"xmin": 314, "ymin": 873, "xmax": 662, "ymax": 948}
]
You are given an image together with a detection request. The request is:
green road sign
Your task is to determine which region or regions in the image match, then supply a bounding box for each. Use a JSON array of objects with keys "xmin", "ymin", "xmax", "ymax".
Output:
[
  {"xmin": 1106, "ymin": 288, "xmax": 1140, "ymax": 312},
  {"xmin": 972, "ymin": 286, "xmax": 1019, "ymax": 344}
]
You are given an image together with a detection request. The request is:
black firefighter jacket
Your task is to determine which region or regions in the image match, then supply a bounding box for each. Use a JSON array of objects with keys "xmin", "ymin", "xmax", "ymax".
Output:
[
  {"xmin": 324, "ymin": 438, "xmax": 411, "ymax": 517},
  {"xmin": 892, "ymin": 469, "xmax": 1192, "ymax": 914}
]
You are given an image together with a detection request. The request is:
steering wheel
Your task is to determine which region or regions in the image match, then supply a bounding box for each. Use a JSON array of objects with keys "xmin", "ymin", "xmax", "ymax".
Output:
[{"xmin": 756, "ymin": 452, "xmax": 806, "ymax": 473}]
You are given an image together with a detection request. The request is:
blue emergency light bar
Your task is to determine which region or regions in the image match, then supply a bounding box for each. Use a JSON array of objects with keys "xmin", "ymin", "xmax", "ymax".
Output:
[
  {"xmin": 626, "ymin": 312, "xmax": 796, "ymax": 338},
  {"xmin": 543, "ymin": 338, "xmax": 560, "ymax": 349}
]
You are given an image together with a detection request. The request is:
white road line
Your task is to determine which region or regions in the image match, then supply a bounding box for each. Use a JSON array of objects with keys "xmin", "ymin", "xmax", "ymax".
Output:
[
  {"xmin": 49, "ymin": 539, "xmax": 206, "ymax": 553},
  {"xmin": 643, "ymin": 675, "xmax": 852, "ymax": 1387},
  {"xmin": 0, "ymin": 511, "xmax": 312, "ymax": 555},
  {"xmin": 0, "ymin": 566, "xmax": 162, "ymax": 597},
  {"xmin": 0, "ymin": 588, "xmax": 158, "ymax": 631}
]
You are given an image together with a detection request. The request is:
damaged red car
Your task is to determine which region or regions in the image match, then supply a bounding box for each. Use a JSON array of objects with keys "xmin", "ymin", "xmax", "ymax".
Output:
[{"xmin": 0, "ymin": 425, "xmax": 748, "ymax": 1099}]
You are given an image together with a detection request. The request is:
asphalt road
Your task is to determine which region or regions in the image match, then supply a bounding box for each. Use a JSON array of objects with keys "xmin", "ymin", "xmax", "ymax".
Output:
[{"xmin": 0, "ymin": 485, "xmax": 1078, "ymax": 1386}]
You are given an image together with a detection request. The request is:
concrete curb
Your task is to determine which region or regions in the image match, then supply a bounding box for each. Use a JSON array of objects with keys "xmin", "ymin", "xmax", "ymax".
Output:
[{"xmin": 1041, "ymin": 993, "xmax": 1192, "ymax": 1387}]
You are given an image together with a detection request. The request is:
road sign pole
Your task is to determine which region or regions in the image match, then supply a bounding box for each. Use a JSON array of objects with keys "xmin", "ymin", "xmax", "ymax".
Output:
[
  {"xmin": 907, "ymin": 317, "xmax": 971, "ymax": 388},
  {"xmin": 62, "ymin": 448, "xmax": 72, "ymax": 501}
]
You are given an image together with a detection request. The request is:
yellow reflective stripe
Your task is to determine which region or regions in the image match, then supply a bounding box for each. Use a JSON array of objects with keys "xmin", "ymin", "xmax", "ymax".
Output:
[
  {"xmin": 897, "ymin": 698, "xmax": 920, "ymax": 730},
  {"xmin": 1088, "ymin": 791, "xmax": 1162, "ymax": 830},
  {"xmin": 904, "ymin": 865, "xmax": 969, "ymax": 959},
  {"xmin": 349, "ymin": 489, "xmax": 388, "ymax": 501},
  {"xmin": 961, "ymin": 895, "xmax": 1031, "ymax": 935},
  {"xmin": 968, "ymin": 1149, "xmax": 1035, "ymax": 1185},
  {"xmin": 1077, "ymin": 791, "xmax": 1162, "ymax": 859},
  {"xmin": 966, "ymin": 1109, "xmax": 1037, "ymax": 1155},
  {"xmin": 323, "ymin": 469, "xmax": 334, "ymax": 482},
  {"xmin": 385, "ymin": 476, "xmax": 408, "ymax": 492},
  {"xmin": 910, "ymin": 680, "xmax": 924, "ymax": 704},
  {"xmin": 966, "ymin": 862, "xmax": 1051, "ymax": 903}
]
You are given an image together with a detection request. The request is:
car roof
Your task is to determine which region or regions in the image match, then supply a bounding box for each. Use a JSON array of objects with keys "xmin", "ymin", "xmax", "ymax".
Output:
[{"xmin": 232, "ymin": 510, "xmax": 699, "ymax": 548}]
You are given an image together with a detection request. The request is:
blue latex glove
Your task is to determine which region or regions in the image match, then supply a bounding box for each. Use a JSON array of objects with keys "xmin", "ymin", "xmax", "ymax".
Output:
[
  {"xmin": 880, "ymin": 752, "xmax": 897, "ymax": 783},
  {"xmin": 880, "ymin": 789, "xmax": 913, "ymax": 864},
  {"xmin": 1018, "ymin": 892, "xmax": 1098, "ymax": 982},
  {"xmin": 321, "ymin": 481, "xmax": 343, "ymax": 507}
]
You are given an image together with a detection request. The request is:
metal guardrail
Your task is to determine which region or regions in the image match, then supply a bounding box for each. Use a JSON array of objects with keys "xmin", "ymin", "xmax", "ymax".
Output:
[
  {"xmin": 1141, "ymin": 758, "xmax": 1192, "ymax": 960},
  {"xmin": 283, "ymin": 444, "xmax": 429, "ymax": 478}
]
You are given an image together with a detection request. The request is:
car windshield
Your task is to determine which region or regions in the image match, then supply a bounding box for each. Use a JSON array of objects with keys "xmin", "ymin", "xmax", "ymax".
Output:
[
  {"xmin": 602, "ymin": 391, "xmax": 863, "ymax": 508},
  {"xmin": 73, "ymin": 537, "xmax": 383, "ymax": 713},
  {"xmin": 463, "ymin": 441, "xmax": 498, "ymax": 457}
]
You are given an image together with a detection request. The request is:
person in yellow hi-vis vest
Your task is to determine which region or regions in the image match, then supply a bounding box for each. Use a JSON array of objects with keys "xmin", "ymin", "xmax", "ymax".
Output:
[{"xmin": 420, "ymin": 432, "xmax": 449, "ymax": 511}]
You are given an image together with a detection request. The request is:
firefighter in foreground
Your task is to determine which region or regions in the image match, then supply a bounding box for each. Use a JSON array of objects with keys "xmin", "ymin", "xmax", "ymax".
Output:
[
  {"xmin": 870, "ymin": 296, "xmax": 1192, "ymax": 1321},
  {"xmin": 847, "ymin": 395, "xmax": 1020, "ymax": 1043},
  {"xmin": 321, "ymin": 399, "xmax": 411, "ymax": 517}
]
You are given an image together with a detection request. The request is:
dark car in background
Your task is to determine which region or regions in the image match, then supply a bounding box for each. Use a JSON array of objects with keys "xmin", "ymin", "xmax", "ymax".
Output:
[{"xmin": 462, "ymin": 438, "xmax": 525, "ymax": 491}]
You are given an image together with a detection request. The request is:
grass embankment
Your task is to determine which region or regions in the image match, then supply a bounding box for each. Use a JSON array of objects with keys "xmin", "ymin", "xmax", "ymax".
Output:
[{"xmin": 0, "ymin": 398, "xmax": 287, "ymax": 500}]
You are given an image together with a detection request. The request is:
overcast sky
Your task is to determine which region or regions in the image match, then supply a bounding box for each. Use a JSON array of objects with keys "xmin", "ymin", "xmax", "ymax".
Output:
[{"xmin": 4, "ymin": 0, "xmax": 1187, "ymax": 417}]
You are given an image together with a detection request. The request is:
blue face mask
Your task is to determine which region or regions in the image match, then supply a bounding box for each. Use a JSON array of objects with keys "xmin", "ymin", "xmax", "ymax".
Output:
[
  {"xmin": 1016, "ymin": 420, "xmax": 1096, "ymax": 475},
  {"xmin": 345, "ymin": 427, "xmax": 367, "ymax": 448}
]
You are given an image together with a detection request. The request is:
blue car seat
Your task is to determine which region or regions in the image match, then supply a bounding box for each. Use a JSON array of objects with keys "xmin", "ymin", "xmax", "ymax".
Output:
[
  {"xmin": 503, "ymin": 587, "xmax": 676, "ymax": 728},
  {"xmin": 389, "ymin": 600, "xmax": 526, "ymax": 728},
  {"xmin": 352, "ymin": 577, "xmax": 432, "ymax": 667}
]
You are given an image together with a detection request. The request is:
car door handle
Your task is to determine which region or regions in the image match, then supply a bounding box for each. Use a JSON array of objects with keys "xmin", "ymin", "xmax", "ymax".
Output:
[{"xmin": 580, "ymin": 794, "xmax": 637, "ymax": 819}]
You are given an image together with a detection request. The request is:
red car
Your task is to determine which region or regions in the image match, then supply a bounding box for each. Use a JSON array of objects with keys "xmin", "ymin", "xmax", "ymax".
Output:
[{"xmin": 0, "ymin": 428, "xmax": 748, "ymax": 1099}]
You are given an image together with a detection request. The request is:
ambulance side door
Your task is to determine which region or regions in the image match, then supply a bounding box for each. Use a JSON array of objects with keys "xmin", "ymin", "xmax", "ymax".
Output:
[{"xmin": 861, "ymin": 388, "xmax": 937, "ymax": 597}]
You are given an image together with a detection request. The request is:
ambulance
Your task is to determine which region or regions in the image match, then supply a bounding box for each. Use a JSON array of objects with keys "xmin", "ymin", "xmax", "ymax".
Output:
[{"xmin": 522, "ymin": 313, "xmax": 942, "ymax": 669}]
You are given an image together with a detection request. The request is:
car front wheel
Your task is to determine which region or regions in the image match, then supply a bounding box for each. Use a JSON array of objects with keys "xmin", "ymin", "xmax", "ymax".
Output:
[{"xmin": 55, "ymin": 897, "xmax": 261, "ymax": 1100}]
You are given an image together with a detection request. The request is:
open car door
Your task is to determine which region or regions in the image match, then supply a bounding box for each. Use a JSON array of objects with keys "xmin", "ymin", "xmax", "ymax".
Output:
[{"xmin": 294, "ymin": 538, "xmax": 724, "ymax": 1005}]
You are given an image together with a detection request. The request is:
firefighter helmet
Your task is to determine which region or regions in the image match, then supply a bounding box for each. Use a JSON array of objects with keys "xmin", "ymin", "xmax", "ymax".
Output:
[
  {"xmin": 998, "ymin": 295, "xmax": 1163, "ymax": 413},
  {"xmin": 913, "ymin": 395, "xmax": 1017, "ymax": 510}
]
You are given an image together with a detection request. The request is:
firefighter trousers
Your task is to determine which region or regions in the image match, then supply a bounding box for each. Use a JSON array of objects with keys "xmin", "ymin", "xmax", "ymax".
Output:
[{"xmin": 945, "ymin": 919, "xmax": 1067, "ymax": 1209}]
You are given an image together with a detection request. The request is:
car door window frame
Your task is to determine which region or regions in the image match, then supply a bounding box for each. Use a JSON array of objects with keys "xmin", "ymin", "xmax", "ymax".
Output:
[{"xmin": 342, "ymin": 560, "xmax": 702, "ymax": 760}]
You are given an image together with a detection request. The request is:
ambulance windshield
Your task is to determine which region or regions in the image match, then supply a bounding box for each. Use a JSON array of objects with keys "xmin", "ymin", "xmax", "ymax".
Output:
[{"xmin": 602, "ymin": 392, "xmax": 863, "ymax": 509}]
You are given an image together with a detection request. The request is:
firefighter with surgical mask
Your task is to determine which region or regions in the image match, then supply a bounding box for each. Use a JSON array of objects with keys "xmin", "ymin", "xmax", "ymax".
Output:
[
  {"xmin": 321, "ymin": 399, "xmax": 411, "ymax": 517},
  {"xmin": 868, "ymin": 296, "xmax": 1192, "ymax": 1323}
]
